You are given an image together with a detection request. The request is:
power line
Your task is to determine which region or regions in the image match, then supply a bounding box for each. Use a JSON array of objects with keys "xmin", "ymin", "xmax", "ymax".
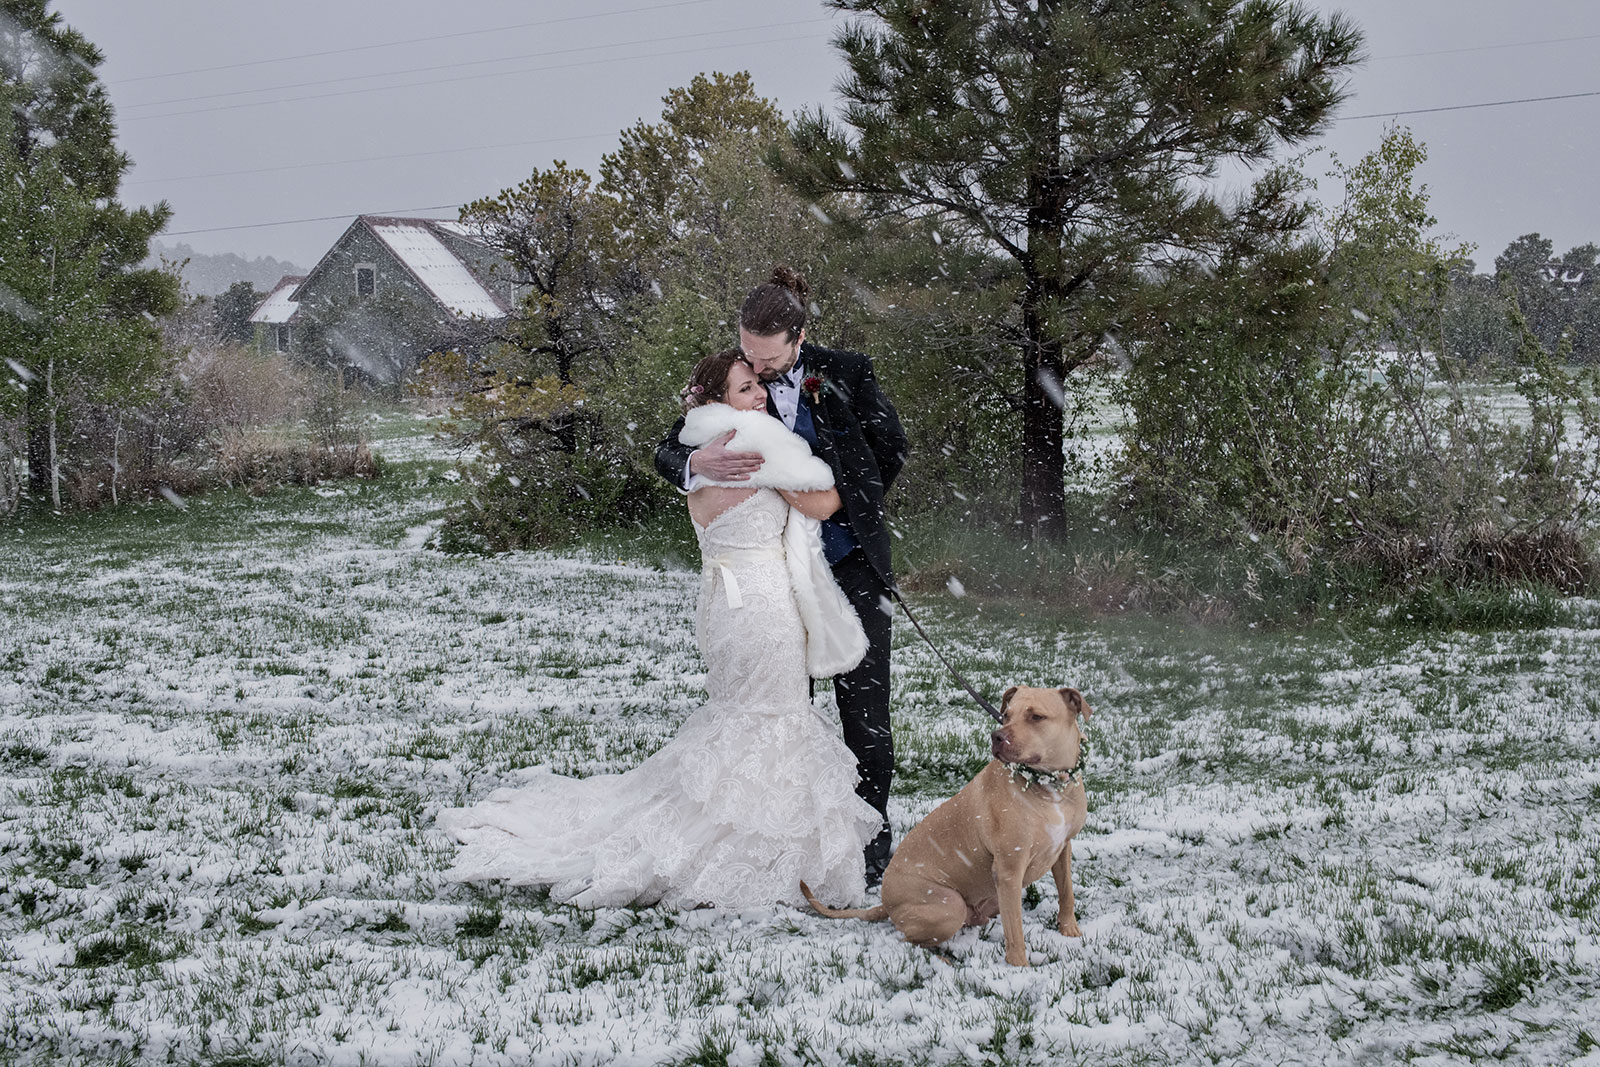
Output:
[
  {"xmin": 108, "ymin": 0, "xmax": 724, "ymax": 85},
  {"xmin": 136, "ymin": 74, "xmax": 1600, "ymax": 186},
  {"xmin": 120, "ymin": 17, "xmax": 834, "ymax": 112},
  {"xmin": 147, "ymin": 81, "xmax": 1600, "ymax": 229},
  {"xmin": 1375, "ymin": 30, "xmax": 1600, "ymax": 62},
  {"xmin": 125, "ymin": 133, "xmax": 614, "ymax": 187},
  {"xmin": 108, "ymin": 8, "xmax": 1600, "ymax": 89},
  {"xmin": 163, "ymin": 204, "xmax": 465, "ymax": 238},
  {"xmin": 148, "ymin": 34, "xmax": 1600, "ymax": 240},
  {"xmin": 1342, "ymin": 88, "xmax": 1600, "ymax": 122},
  {"xmin": 122, "ymin": 31, "xmax": 832, "ymax": 122}
]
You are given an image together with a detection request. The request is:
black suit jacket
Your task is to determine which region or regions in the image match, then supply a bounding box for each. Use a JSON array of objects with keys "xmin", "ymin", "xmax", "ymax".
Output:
[{"xmin": 655, "ymin": 343, "xmax": 907, "ymax": 585}]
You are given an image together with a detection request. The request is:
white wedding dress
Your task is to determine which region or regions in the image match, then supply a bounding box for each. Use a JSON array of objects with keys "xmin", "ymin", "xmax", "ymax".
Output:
[{"xmin": 437, "ymin": 488, "xmax": 881, "ymax": 909}]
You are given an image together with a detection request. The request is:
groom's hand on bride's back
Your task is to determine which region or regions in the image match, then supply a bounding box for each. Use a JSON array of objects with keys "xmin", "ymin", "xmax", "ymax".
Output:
[{"xmin": 690, "ymin": 430, "xmax": 764, "ymax": 482}]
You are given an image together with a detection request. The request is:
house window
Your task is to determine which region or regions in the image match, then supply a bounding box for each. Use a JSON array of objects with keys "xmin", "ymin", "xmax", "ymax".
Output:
[
  {"xmin": 275, "ymin": 324, "xmax": 291, "ymax": 353},
  {"xmin": 355, "ymin": 264, "xmax": 376, "ymax": 298}
]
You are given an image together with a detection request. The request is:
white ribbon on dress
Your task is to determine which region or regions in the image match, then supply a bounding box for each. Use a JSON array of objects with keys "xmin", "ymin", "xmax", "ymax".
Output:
[{"xmin": 702, "ymin": 545, "xmax": 786, "ymax": 609}]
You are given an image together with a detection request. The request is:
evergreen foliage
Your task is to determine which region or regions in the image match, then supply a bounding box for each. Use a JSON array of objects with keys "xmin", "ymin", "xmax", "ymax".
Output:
[
  {"xmin": 601, "ymin": 71, "xmax": 789, "ymax": 263},
  {"xmin": 422, "ymin": 74, "xmax": 830, "ymax": 551},
  {"xmin": 1438, "ymin": 234, "xmax": 1600, "ymax": 369},
  {"xmin": 775, "ymin": 0, "xmax": 1363, "ymax": 537},
  {"xmin": 0, "ymin": 0, "xmax": 179, "ymax": 511},
  {"xmin": 461, "ymin": 161, "xmax": 623, "ymax": 389},
  {"xmin": 212, "ymin": 281, "xmax": 261, "ymax": 346},
  {"xmin": 1118, "ymin": 127, "xmax": 1600, "ymax": 595},
  {"xmin": 1474, "ymin": 235, "xmax": 1599, "ymax": 365}
]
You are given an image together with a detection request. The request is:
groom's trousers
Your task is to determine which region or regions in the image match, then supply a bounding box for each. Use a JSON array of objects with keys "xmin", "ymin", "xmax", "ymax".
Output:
[{"xmin": 830, "ymin": 549, "xmax": 895, "ymax": 878}]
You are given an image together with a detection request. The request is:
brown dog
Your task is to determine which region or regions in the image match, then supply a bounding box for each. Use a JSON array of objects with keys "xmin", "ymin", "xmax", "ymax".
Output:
[{"xmin": 803, "ymin": 686, "xmax": 1090, "ymax": 966}]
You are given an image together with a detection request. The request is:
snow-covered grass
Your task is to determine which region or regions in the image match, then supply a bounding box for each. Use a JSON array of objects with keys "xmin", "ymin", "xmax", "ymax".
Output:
[{"xmin": 2, "ymin": 413, "xmax": 1598, "ymax": 1066}]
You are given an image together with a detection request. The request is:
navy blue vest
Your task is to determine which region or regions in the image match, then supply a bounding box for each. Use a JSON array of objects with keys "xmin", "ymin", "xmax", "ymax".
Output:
[{"xmin": 792, "ymin": 394, "xmax": 860, "ymax": 565}]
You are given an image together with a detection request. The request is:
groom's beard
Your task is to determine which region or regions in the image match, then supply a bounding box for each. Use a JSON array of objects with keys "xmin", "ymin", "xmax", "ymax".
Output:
[
  {"xmin": 753, "ymin": 347, "xmax": 801, "ymax": 384},
  {"xmin": 757, "ymin": 360, "xmax": 798, "ymax": 385}
]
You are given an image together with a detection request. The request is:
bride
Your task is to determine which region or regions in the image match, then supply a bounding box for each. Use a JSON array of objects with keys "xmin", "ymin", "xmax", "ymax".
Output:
[{"xmin": 437, "ymin": 350, "xmax": 882, "ymax": 909}]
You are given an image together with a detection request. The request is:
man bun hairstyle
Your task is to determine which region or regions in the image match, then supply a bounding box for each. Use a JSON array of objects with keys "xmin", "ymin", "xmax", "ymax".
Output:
[
  {"xmin": 681, "ymin": 348, "xmax": 753, "ymax": 413},
  {"xmin": 740, "ymin": 264, "xmax": 810, "ymax": 341}
]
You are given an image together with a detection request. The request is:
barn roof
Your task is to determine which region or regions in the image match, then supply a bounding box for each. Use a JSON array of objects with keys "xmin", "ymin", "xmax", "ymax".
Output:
[
  {"xmin": 431, "ymin": 219, "xmax": 488, "ymax": 243},
  {"xmin": 248, "ymin": 275, "xmax": 304, "ymax": 325},
  {"xmin": 362, "ymin": 216, "xmax": 509, "ymax": 319}
]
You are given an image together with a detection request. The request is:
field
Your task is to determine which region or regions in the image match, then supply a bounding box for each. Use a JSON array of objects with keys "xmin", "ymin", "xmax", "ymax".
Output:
[{"xmin": 1, "ymin": 411, "xmax": 1597, "ymax": 1066}]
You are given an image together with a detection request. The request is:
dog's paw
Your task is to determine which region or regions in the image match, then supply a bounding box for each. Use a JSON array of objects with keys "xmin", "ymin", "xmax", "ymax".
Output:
[
  {"xmin": 1004, "ymin": 945, "xmax": 1031, "ymax": 967},
  {"xmin": 1058, "ymin": 919, "xmax": 1082, "ymax": 938}
]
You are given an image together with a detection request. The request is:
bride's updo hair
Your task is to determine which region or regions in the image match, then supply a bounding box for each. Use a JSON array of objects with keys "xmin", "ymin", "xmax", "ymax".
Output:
[
  {"xmin": 681, "ymin": 348, "xmax": 753, "ymax": 413},
  {"xmin": 740, "ymin": 264, "xmax": 810, "ymax": 341}
]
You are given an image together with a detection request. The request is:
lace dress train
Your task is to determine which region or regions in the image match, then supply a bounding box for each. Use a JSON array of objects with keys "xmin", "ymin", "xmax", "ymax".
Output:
[{"xmin": 437, "ymin": 490, "xmax": 880, "ymax": 909}]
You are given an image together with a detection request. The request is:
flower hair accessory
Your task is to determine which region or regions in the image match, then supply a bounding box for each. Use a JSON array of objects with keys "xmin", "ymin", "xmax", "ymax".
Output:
[{"xmin": 690, "ymin": 384, "xmax": 704, "ymax": 394}]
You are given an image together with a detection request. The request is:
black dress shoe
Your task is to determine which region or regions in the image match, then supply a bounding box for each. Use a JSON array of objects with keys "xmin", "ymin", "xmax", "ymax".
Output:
[{"xmin": 864, "ymin": 829, "xmax": 891, "ymax": 888}]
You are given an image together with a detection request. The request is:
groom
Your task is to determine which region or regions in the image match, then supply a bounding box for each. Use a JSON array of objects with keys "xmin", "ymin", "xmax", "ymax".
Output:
[{"xmin": 655, "ymin": 266, "xmax": 907, "ymax": 884}]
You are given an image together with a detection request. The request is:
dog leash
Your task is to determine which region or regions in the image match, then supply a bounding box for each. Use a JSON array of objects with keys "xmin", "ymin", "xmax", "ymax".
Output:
[{"xmin": 888, "ymin": 587, "xmax": 1004, "ymax": 724}]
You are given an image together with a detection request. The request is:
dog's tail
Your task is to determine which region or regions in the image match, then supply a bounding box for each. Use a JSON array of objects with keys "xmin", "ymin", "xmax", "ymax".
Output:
[{"xmin": 799, "ymin": 881, "xmax": 889, "ymax": 921}]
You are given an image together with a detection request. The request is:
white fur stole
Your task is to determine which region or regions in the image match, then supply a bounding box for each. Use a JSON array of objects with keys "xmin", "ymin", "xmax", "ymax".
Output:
[{"xmin": 678, "ymin": 404, "xmax": 834, "ymax": 490}]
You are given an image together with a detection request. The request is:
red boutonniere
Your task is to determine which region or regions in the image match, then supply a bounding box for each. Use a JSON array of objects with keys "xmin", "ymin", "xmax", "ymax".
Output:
[{"xmin": 802, "ymin": 374, "xmax": 825, "ymax": 403}]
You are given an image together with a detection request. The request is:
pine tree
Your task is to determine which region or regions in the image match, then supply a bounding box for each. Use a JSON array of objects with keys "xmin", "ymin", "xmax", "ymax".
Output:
[
  {"xmin": 0, "ymin": 0, "xmax": 179, "ymax": 507},
  {"xmin": 459, "ymin": 161, "xmax": 619, "ymax": 389},
  {"xmin": 214, "ymin": 281, "xmax": 262, "ymax": 346},
  {"xmin": 777, "ymin": 0, "xmax": 1362, "ymax": 536},
  {"xmin": 1494, "ymin": 234, "xmax": 1565, "ymax": 356},
  {"xmin": 599, "ymin": 71, "xmax": 829, "ymax": 351},
  {"xmin": 601, "ymin": 72, "xmax": 788, "ymax": 263}
]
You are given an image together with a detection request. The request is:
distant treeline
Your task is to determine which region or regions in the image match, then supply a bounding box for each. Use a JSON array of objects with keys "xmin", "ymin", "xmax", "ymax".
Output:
[
  {"xmin": 146, "ymin": 241, "xmax": 306, "ymax": 299},
  {"xmin": 1446, "ymin": 233, "xmax": 1600, "ymax": 364}
]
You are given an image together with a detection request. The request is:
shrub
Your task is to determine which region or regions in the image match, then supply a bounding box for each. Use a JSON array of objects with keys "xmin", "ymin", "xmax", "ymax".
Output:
[
  {"xmin": 440, "ymin": 413, "xmax": 663, "ymax": 552},
  {"xmin": 185, "ymin": 345, "xmax": 302, "ymax": 432},
  {"xmin": 415, "ymin": 353, "xmax": 676, "ymax": 552},
  {"xmin": 1117, "ymin": 128, "xmax": 1600, "ymax": 601},
  {"xmin": 20, "ymin": 345, "xmax": 380, "ymax": 512},
  {"xmin": 57, "ymin": 390, "xmax": 211, "ymax": 510},
  {"xmin": 212, "ymin": 427, "xmax": 379, "ymax": 494}
]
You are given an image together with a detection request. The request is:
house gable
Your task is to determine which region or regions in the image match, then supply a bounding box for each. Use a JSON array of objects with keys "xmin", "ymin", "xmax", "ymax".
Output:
[
  {"xmin": 290, "ymin": 216, "xmax": 510, "ymax": 322},
  {"xmin": 280, "ymin": 216, "xmax": 512, "ymax": 384},
  {"xmin": 290, "ymin": 218, "xmax": 407, "ymax": 311}
]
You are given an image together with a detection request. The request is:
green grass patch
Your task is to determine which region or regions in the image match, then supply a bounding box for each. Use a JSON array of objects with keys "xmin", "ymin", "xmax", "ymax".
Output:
[
  {"xmin": 1384, "ymin": 581, "xmax": 1568, "ymax": 630},
  {"xmin": 2, "ymin": 741, "xmax": 49, "ymax": 766},
  {"xmin": 71, "ymin": 929, "xmax": 171, "ymax": 969},
  {"xmin": 457, "ymin": 902, "xmax": 503, "ymax": 939}
]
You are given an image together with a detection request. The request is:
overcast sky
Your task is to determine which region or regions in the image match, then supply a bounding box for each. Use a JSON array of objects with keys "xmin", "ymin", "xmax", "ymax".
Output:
[{"xmin": 46, "ymin": 0, "xmax": 1600, "ymax": 272}]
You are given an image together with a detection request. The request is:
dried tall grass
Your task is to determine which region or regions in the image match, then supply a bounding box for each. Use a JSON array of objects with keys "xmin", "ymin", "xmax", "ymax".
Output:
[
  {"xmin": 35, "ymin": 346, "xmax": 380, "ymax": 512},
  {"xmin": 184, "ymin": 346, "xmax": 303, "ymax": 431},
  {"xmin": 213, "ymin": 427, "xmax": 378, "ymax": 494}
]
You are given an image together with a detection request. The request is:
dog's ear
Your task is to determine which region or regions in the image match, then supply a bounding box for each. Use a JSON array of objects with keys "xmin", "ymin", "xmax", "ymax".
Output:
[
  {"xmin": 1060, "ymin": 687, "xmax": 1090, "ymax": 721},
  {"xmin": 1000, "ymin": 686, "xmax": 1019, "ymax": 713}
]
